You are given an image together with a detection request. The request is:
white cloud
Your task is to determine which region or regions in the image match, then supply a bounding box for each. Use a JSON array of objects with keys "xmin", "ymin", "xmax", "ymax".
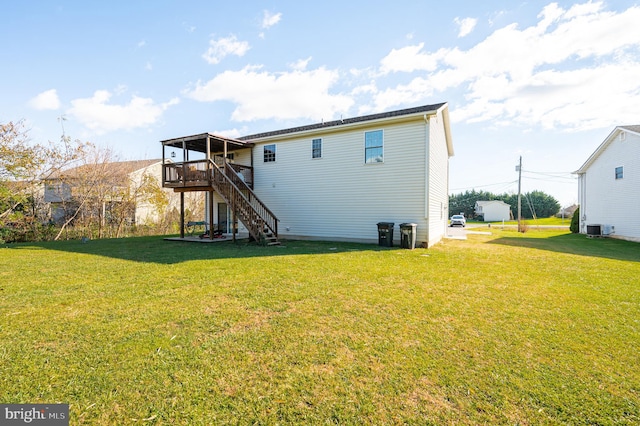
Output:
[
  {"xmin": 185, "ymin": 65, "xmax": 353, "ymax": 122},
  {"xmin": 351, "ymin": 81, "xmax": 377, "ymax": 96},
  {"xmin": 289, "ymin": 57, "xmax": 312, "ymax": 71},
  {"xmin": 68, "ymin": 90, "xmax": 179, "ymax": 134},
  {"xmin": 183, "ymin": 22, "xmax": 196, "ymax": 33},
  {"xmin": 262, "ymin": 10, "xmax": 282, "ymax": 29},
  {"xmin": 202, "ymin": 35, "xmax": 250, "ymax": 65},
  {"xmin": 380, "ymin": 43, "xmax": 447, "ymax": 74},
  {"xmin": 372, "ymin": 2, "xmax": 640, "ymax": 131},
  {"xmin": 454, "ymin": 17, "xmax": 477, "ymax": 37},
  {"xmin": 29, "ymin": 89, "xmax": 60, "ymax": 110},
  {"xmin": 214, "ymin": 127, "xmax": 249, "ymax": 139},
  {"xmin": 365, "ymin": 77, "xmax": 437, "ymax": 113}
]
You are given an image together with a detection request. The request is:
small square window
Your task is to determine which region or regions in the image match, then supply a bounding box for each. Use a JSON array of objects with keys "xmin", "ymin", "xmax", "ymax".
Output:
[
  {"xmin": 264, "ymin": 144, "xmax": 276, "ymax": 163},
  {"xmin": 615, "ymin": 166, "xmax": 623, "ymax": 180},
  {"xmin": 312, "ymin": 138, "xmax": 322, "ymax": 159}
]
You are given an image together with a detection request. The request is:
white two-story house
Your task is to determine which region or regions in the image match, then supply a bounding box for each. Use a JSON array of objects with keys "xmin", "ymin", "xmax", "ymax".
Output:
[
  {"xmin": 576, "ymin": 125, "xmax": 640, "ymax": 242},
  {"xmin": 161, "ymin": 103, "xmax": 454, "ymax": 247}
]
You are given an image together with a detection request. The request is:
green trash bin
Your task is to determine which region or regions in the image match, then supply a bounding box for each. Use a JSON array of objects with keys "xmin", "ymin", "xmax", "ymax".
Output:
[
  {"xmin": 376, "ymin": 222, "xmax": 395, "ymax": 247},
  {"xmin": 399, "ymin": 223, "xmax": 417, "ymax": 249}
]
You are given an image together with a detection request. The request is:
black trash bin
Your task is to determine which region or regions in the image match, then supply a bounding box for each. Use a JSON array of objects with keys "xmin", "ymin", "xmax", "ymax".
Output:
[
  {"xmin": 399, "ymin": 223, "xmax": 417, "ymax": 249},
  {"xmin": 376, "ymin": 222, "xmax": 395, "ymax": 247}
]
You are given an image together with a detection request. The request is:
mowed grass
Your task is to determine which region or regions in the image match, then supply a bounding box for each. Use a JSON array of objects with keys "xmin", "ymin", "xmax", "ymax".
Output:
[
  {"xmin": 1, "ymin": 230, "xmax": 639, "ymax": 425},
  {"xmin": 480, "ymin": 217, "xmax": 571, "ymax": 226}
]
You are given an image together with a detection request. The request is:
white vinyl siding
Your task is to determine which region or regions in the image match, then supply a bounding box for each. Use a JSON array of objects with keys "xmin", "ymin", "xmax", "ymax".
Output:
[
  {"xmin": 251, "ymin": 120, "xmax": 432, "ymax": 244},
  {"xmin": 580, "ymin": 130, "xmax": 640, "ymax": 240},
  {"xmin": 426, "ymin": 112, "xmax": 450, "ymax": 247}
]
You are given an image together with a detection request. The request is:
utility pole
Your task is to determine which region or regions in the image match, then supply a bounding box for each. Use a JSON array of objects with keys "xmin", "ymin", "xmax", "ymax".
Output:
[{"xmin": 516, "ymin": 156, "xmax": 522, "ymax": 232}]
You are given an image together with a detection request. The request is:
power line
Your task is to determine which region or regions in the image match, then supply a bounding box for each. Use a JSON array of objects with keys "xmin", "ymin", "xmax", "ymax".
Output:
[
  {"xmin": 523, "ymin": 169, "xmax": 574, "ymax": 175},
  {"xmin": 522, "ymin": 170, "xmax": 576, "ymax": 181},
  {"xmin": 450, "ymin": 180, "xmax": 518, "ymax": 191},
  {"xmin": 524, "ymin": 176, "xmax": 577, "ymax": 184}
]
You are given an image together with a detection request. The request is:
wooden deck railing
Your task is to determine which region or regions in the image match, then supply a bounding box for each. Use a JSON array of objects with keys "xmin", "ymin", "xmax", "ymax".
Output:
[
  {"xmin": 163, "ymin": 160, "xmax": 276, "ymax": 243},
  {"xmin": 163, "ymin": 161, "xmax": 254, "ymax": 190},
  {"xmin": 163, "ymin": 160, "xmax": 211, "ymax": 188}
]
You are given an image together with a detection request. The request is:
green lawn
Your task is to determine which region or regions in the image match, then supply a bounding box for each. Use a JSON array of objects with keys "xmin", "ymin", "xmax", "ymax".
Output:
[
  {"xmin": 1, "ymin": 231, "xmax": 639, "ymax": 424},
  {"xmin": 478, "ymin": 217, "xmax": 571, "ymax": 226}
]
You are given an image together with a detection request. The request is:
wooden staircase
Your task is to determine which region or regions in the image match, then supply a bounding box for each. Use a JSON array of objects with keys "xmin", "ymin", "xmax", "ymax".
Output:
[{"xmin": 209, "ymin": 160, "xmax": 280, "ymax": 245}]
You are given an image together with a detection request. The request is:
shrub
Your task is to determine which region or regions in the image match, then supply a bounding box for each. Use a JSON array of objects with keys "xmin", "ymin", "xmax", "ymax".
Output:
[{"xmin": 570, "ymin": 207, "xmax": 580, "ymax": 233}]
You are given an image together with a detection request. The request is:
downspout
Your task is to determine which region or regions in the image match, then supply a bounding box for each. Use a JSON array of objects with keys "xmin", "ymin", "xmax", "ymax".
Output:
[
  {"xmin": 579, "ymin": 173, "xmax": 586, "ymax": 233},
  {"xmin": 207, "ymin": 135, "xmax": 213, "ymax": 240},
  {"xmin": 423, "ymin": 114, "xmax": 430, "ymax": 245}
]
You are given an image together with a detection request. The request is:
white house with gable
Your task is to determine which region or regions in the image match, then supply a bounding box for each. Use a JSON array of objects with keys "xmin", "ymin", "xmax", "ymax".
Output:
[
  {"xmin": 576, "ymin": 125, "xmax": 640, "ymax": 242},
  {"xmin": 161, "ymin": 103, "xmax": 454, "ymax": 247},
  {"xmin": 474, "ymin": 200, "xmax": 511, "ymax": 222}
]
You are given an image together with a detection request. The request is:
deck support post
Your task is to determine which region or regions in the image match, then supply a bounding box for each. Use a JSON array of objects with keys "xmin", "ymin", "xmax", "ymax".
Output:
[
  {"xmin": 208, "ymin": 190, "xmax": 214, "ymax": 240},
  {"xmin": 232, "ymin": 203, "xmax": 237, "ymax": 243},
  {"xmin": 180, "ymin": 192, "xmax": 185, "ymax": 239}
]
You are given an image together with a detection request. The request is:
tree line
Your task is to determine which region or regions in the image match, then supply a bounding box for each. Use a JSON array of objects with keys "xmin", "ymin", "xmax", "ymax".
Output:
[{"xmin": 449, "ymin": 189, "xmax": 561, "ymax": 220}]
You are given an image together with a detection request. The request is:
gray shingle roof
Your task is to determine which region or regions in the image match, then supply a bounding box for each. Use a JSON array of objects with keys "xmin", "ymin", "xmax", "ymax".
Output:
[
  {"xmin": 619, "ymin": 125, "xmax": 640, "ymax": 134},
  {"xmin": 238, "ymin": 103, "xmax": 446, "ymax": 141},
  {"xmin": 48, "ymin": 159, "xmax": 162, "ymax": 180}
]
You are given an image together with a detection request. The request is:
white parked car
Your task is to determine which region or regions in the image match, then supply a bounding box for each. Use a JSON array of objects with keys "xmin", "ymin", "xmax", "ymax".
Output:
[{"xmin": 450, "ymin": 214, "xmax": 466, "ymax": 227}]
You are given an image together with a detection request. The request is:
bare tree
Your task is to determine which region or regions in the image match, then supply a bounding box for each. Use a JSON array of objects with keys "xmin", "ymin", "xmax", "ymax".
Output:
[
  {"xmin": 1, "ymin": 121, "xmax": 86, "ymax": 241},
  {"xmin": 50, "ymin": 145, "xmax": 122, "ymax": 240}
]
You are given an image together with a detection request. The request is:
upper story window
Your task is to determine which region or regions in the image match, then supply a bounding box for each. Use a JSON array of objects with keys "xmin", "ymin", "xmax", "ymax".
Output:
[
  {"xmin": 312, "ymin": 138, "xmax": 322, "ymax": 159},
  {"xmin": 365, "ymin": 130, "xmax": 383, "ymax": 164},
  {"xmin": 264, "ymin": 144, "xmax": 276, "ymax": 163},
  {"xmin": 615, "ymin": 166, "xmax": 624, "ymax": 180}
]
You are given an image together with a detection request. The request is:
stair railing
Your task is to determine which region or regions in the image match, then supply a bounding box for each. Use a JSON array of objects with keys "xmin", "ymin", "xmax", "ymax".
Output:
[{"xmin": 208, "ymin": 160, "xmax": 278, "ymax": 242}]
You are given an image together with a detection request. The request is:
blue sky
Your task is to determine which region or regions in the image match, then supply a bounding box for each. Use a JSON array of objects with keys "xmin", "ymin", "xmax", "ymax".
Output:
[{"xmin": 2, "ymin": 1, "xmax": 639, "ymax": 207}]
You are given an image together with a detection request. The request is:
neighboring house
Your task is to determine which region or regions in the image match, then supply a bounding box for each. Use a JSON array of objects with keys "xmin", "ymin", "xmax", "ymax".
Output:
[
  {"xmin": 474, "ymin": 200, "xmax": 511, "ymax": 222},
  {"xmin": 575, "ymin": 125, "xmax": 640, "ymax": 242},
  {"xmin": 556, "ymin": 204, "xmax": 578, "ymax": 219},
  {"xmin": 161, "ymin": 103, "xmax": 454, "ymax": 247},
  {"xmin": 44, "ymin": 159, "xmax": 197, "ymax": 225}
]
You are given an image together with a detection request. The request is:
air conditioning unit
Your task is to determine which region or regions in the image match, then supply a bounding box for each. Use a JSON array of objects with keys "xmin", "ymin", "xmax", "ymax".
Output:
[
  {"xmin": 586, "ymin": 224, "xmax": 615, "ymax": 237},
  {"xmin": 586, "ymin": 224, "xmax": 602, "ymax": 237}
]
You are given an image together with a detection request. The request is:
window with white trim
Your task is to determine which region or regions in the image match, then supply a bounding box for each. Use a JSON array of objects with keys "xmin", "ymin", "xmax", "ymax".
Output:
[
  {"xmin": 312, "ymin": 138, "xmax": 322, "ymax": 159},
  {"xmin": 264, "ymin": 144, "xmax": 276, "ymax": 163},
  {"xmin": 365, "ymin": 130, "xmax": 383, "ymax": 163}
]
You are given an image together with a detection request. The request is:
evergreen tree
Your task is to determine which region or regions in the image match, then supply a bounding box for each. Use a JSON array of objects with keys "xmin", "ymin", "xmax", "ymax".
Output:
[{"xmin": 570, "ymin": 207, "xmax": 580, "ymax": 233}]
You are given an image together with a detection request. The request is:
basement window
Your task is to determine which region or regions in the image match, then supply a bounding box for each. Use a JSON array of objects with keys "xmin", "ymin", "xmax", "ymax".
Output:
[
  {"xmin": 615, "ymin": 166, "xmax": 624, "ymax": 180},
  {"xmin": 264, "ymin": 144, "xmax": 276, "ymax": 163}
]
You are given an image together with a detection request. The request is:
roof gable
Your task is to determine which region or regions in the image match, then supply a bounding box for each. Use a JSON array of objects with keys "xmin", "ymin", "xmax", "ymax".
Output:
[{"xmin": 575, "ymin": 125, "xmax": 640, "ymax": 174}]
